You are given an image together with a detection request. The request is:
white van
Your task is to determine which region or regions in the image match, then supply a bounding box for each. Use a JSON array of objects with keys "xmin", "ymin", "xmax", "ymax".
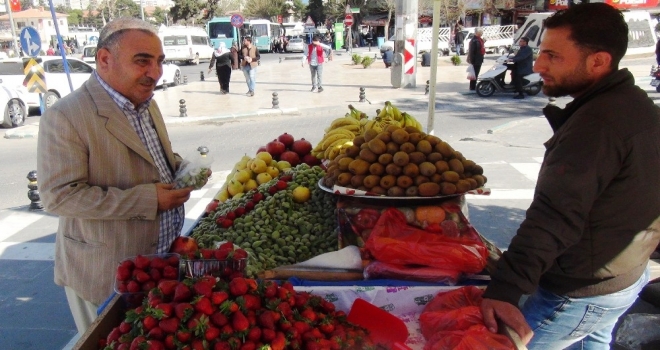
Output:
[{"xmin": 158, "ymin": 26, "xmax": 214, "ymax": 65}]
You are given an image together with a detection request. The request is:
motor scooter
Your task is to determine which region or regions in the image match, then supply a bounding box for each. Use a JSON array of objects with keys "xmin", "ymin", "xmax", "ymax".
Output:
[
  {"xmin": 649, "ymin": 65, "xmax": 660, "ymax": 92},
  {"xmin": 475, "ymin": 55, "xmax": 543, "ymax": 97}
]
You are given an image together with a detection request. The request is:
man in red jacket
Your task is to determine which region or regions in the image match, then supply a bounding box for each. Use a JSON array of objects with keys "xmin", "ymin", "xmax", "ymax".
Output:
[{"xmin": 302, "ymin": 35, "xmax": 333, "ymax": 93}]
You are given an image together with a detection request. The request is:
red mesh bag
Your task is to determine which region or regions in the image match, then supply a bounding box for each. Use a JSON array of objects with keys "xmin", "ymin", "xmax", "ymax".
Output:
[{"xmin": 424, "ymin": 325, "xmax": 514, "ymax": 350}]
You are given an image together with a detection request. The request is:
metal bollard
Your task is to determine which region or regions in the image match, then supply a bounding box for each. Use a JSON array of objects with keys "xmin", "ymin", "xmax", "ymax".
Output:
[
  {"xmin": 279, "ymin": 57, "xmax": 282, "ymax": 63},
  {"xmin": 547, "ymin": 97, "xmax": 557, "ymax": 106},
  {"xmin": 179, "ymin": 99, "xmax": 187, "ymax": 118},
  {"xmin": 425, "ymin": 80, "xmax": 430, "ymax": 95},
  {"xmin": 200, "ymin": 71, "xmax": 205, "ymax": 81},
  {"xmin": 272, "ymin": 92, "xmax": 280, "ymax": 109},
  {"xmin": 183, "ymin": 75, "xmax": 188, "ymax": 85},
  {"xmin": 27, "ymin": 170, "xmax": 43, "ymax": 211},
  {"xmin": 359, "ymin": 87, "xmax": 366, "ymax": 103},
  {"xmin": 197, "ymin": 146, "xmax": 209, "ymax": 157},
  {"xmin": 162, "ymin": 80, "xmax": 167, "ymax": 91}
]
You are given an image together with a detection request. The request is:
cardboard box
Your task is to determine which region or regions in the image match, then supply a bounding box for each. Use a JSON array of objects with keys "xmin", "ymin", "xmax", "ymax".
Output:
[{"xmin": 73, "ymin": 295, "xmax": 123, "ymax": 350}]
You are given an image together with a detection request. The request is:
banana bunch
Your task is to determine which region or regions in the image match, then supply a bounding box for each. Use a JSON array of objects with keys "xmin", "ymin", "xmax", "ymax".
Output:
[
  {"xmin": 363, "ymin": 119, "xmax": 383, "ymax": 133},
  {"xmin": 313, "ymin": 116, "xmax": 360, "ymax": 160},
  {"xmin": 377, "ymin": 101, "xmax": 403, "ymax": 122},
  {"xmin": 401, "ymin": 112, "xmax": 424, "ymax": 131},
  {"xmin": 348, "ymin": 104, "xmax": 368, "ymax": 121}
]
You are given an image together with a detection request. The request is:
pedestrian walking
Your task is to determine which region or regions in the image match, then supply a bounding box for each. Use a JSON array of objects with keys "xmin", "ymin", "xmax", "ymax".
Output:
[
  {"xmin": 240, "ymin": 37, "xmax": 259, "ymax": 97},
  {"xmin": 481, "ymin": 4, "xmax": 660, "ymax": 348},
  {"xmin": 467, "ymin": 28, "xmax": 485, "ymax": 91},
  {"xmin": 208, "ymin": 42, "xmax": 235, "ymax": 94},
  {"xmin": 302, "ymin": 35, "xmax": 333, "ymax": 93}
]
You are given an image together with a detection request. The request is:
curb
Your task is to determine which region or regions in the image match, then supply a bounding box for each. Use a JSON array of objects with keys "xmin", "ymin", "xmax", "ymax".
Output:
[
  {"xmin": 163, "ymin": 107, "xmax": 301, "ymax": 124},
  {"xmin": 4, "ymin": 125, "xmax": 39, "ymax": 139}
]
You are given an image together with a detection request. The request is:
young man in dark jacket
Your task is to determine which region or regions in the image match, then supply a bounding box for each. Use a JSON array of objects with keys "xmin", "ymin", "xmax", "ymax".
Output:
[
  {"xmin": 508, "ymin": 36, "xmax": 534, "ymax": 99},
  {"xmin": 481, "ymin": 4, "xmax": 660, "ymax": 349}
]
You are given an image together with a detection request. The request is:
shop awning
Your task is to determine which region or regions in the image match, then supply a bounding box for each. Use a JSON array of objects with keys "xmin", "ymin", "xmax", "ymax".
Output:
[{"xmin": 362, "ymin": 14, "xmax": 389, "ymax": 27}]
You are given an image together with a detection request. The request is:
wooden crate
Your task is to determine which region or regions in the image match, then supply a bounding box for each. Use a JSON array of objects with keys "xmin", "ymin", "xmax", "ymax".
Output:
[{"xmin": 73, "ymin": 295, "xmax": 124, "ymax": 350}]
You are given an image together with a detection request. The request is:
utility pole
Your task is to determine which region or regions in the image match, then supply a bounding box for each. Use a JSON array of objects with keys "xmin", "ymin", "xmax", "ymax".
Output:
[
  {"xmin": 5, "ymin": 1, "xmax": 21, "ymax": 58},
  {"xmin": 394, "ymin": 0, "xmax": 418, "ymax": 88}
]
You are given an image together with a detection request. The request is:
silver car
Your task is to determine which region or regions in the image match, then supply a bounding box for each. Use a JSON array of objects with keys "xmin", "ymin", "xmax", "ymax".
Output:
[{"xmin": 287, "ymin": 38, "xmax": 305, "ymax": 53}]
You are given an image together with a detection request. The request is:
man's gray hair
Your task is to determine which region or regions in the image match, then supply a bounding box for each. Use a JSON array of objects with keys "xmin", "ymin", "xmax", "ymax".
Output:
[
  {"xmin": 97, "ymin": 18, "xmax": 158, "ymax": 52},
  {"xmin": 475, "ymin": 28, "xmax": 484, "ymax": 35}
]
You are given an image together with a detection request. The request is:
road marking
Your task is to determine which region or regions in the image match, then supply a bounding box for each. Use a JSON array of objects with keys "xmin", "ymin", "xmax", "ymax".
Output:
[
  {"xmin": 510, "ymin": 163, "xmax": 541, "ymax": 182},
  {"xmin": 0, "ymin": 210, "xmax": 46, "ymax": 242},
  {"xmin": 466, "ymin": 189, "xmax": 534, "ymax": 200},
  {"xmin": 0, "ymin": 242, "xmax": 54, "ymax": 260}
]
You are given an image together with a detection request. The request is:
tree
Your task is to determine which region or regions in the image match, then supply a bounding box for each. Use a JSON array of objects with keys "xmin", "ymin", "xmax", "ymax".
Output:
[
  {"xmin": 203, "ymin": 0, "xmax": 242, "ymax": 20},
  {"xmin": 151, "ymin": 7, "xmax": 169, "ymax": 25},
  {"xmin": 169, "ymin": 0, "xmax": 204, "ymax": 24},
  {"xmin": 368, "ymin": 0, "xmax": 395, "ymax": 40},
  {"xmin": 244, "ymin": 0, "xmax": 285, "ymax": 20},
  {"xmin": 19, "ymin": 0, "xmax": 31, "ymax": 10},
  {"xmin": 67, "ymin": 9, "xmax": 84, "ymax": 26},
  {"xmin": 306, "ymin": 0, "xmax": 324, "ymax": 26}
]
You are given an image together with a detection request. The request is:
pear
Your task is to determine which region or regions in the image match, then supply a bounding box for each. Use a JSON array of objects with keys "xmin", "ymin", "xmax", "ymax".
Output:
[
  {"xmin": 256, "ymin": 172, "xmax": 273, "ymax": 185},
  {"xmin": 276, "ymin": 160, "xmax": 292, "ymax": 171},
  {"xmin": 235, "ymin": 159, "xmax": 249, "ymax": 171},
  {"xmin": 256, "ymin": 151, "xmax": 273, "ymax": 164},
  {"xmin": 243, "ymin": 179, "xmax": 258, "ymax": 191},
  {"xmin": 234, "ymin": 169, "xmax": 252, "ymax": 183},
  {"xmin": 232, "ymin": 192, "xmax": 244, "ymax": 200},
  {"xmin": 227, "ymin": 179, "xmax": 244, "ymax": 197},
  {"xmin": 215, "ymin": 187, "xmax": 230, "ymax": 202},
  {"xmin": 265, "ymin": 166, "xmax": 280, "ymax": 179},
  {"xmin": 250, "ymin": 159, "xmax": 268, "ymax": 174}
]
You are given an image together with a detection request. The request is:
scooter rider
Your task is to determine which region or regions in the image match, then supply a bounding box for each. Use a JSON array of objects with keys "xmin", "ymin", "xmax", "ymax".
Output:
[{"xmin": 508, "ymin": 37, "xmax": 534, "ymax": 99}]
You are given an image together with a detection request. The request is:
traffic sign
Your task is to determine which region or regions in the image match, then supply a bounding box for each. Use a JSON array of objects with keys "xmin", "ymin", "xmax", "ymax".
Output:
[
  {"xmin": 20, "ymin": 27, "xmax": 41, "ymax": 57},
  {"xmin": 230, "ymin": 14, "xmax": 244, "ymax": 28},
  {"xmin": 23, "ymin": 58, "xmax": 46, "ymax": 93},
  {"xmin": 345, "ymin": 14, "xmax": 354, "ymax": 26}
]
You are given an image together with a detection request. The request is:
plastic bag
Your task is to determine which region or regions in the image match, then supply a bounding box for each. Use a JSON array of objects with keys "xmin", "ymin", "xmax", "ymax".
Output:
[
  {"xmin": 424, "ymin": 325, "xmax": 514, "ymax": 350},
  {"xmin": 364, "ymin": 208, "xmax": 488, "ymax": 273},
  {"xmin": 467, "ymin": 64, "xmax": 476, "ymax": 80},
  {"xmin": 174, "ymin": 156, "xmax": 212, "ymax": 190},
  {"xmin": 363, "ymin": 261, "xmax": 462, "ymax": 284}
]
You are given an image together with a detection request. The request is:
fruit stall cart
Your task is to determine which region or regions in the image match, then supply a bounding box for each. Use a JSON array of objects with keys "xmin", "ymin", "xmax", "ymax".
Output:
[{"xmin": 75, "ymin": 103, "xmax": 526, "ymax": 350}]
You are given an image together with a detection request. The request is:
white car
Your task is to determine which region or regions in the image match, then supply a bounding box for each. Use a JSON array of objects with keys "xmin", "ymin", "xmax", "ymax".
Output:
[
  {"xmin": 80, "ymin": 45, "xmax": 97, "ymax": 67},
  {"xmin": 286, "ymin": 38, "xmax": 305, "ymax": 53},
  {"xmin": 0, "ymin": 84, "xmax": 28, "ymax": 128}
]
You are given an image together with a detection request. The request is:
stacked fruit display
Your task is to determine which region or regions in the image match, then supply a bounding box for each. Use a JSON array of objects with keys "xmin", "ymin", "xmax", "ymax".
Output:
[
  {"xmin": 215, "ymin": 133, "xmax": 320, "ymax": 203},
  {"xmin": 312, "ymin": 102, "xmax": 425, "ymax": 161},
  {"xmin": 170, "ymin": 238, "xmax": 249, "ymax": 279},
  {"xmin": 101, "ymin": 276, "xmax": 374, "ymax": 350},
  {"xmin": 322, "ymin": 124, "xmax": 487, "ymax": 197},
  {"xmin": 192, "ymin": 164, "xmax": 338, "ymax": 278}
]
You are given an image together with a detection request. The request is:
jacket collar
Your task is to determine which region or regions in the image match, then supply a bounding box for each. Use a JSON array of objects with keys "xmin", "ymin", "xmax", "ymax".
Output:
[{"xmin": 542, "ymin": 69, "xmax": 635, "ymax": 132}]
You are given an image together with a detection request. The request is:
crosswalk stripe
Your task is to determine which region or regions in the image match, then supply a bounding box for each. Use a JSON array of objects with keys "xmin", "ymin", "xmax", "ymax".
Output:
[
  {"xmin": 510, "ymin": 163, "xmax": 541, "ymax": 182},
  {"xmin": 0, "ymin": 210, "xmax": 45, "ymax": 241},
  {"xmin": 466, "ymin": 189, "xmax": 534, "ymax": 200},
  {"xmin": 0, "ymin": 242, "xmax": 54, "ymax": 260}
]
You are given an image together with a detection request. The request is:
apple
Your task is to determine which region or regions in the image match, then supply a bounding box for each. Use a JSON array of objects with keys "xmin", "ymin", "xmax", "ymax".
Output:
[
  {"xmin": 275, "ymin": 180, "xmax": 288, "ymax": 190},
  {"xmin": 277, "ymin": 132, "xmax": 295, "ymax": 149},
  {"xmin": 253, "ymin": 192, "xmax": 265, "ymax": 203},
  {"xmin": 266, "ymin": 139, "xmax": 286, "ymax": 159},
  {"xmin": 280, "ymin": 151, "xmax": 301, "ymax": 167},
  {"xmin": 291, "ymin": 138, "xmax": 313, "ymax": 157},
  {"xmin": 169, "ymin": 236, "xmax": 199, "ymax": 255}
]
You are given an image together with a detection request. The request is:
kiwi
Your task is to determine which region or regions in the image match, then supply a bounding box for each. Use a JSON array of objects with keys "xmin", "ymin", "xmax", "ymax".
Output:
[
  {"xmin": 376, "ymin": 131, "xmax": 392, "ymax": 143},
  {"xmin": 350, "ymin": 175, "xmax": 366, "ymax": 188},
  {"xmin": 348, "ymin": 159, "xmax": 370, "ymax": 175},
  {"xmin": 353, "ymin": 135, "xmax": 366, "ymax": 147},
  {"xmin": 456, "ymin": 180, "xmax": 471, "ymax": 193},
  {"xmin": 384, "ymin": 124, "xmax": 399, "ymax": 133},
  {"xmin": 368, "ymin": 138, "xmax": 387, "ymax": 155},
  {"xmin": 380, "ymin": 174, "xmax": 397, "ymax": 189},
  {"xmin": 462, "ymin": 159, "xmax": 476, "ymax": 172},
  {"xmin": 392, "ymin": 151, "xmax": 410, "ymax": 167},
  {"xmin": 441, "ymin": 170, "xmax": 460, "ymax": 183},
  {"xmin": 358, "ymin": 148, "xmax": 378, "ymax": 163},
  {"xmin": 435, "ymin": 141, "xmax": 454, "ymax": 159},
  {"xmin": 385, "ymin": 163, "xmax": 402, "ymax": 176},
  {"xmin": 434, "ymin": 160, "xmax": 449, "ymax": 174},
  {"xmin": 472, "ymin": 164, "xmax": 484, "ymax": 175},
  {"xmin": 386, "ymin": 141, "xmax": 399, "ymax": 155},
  {"xmin": 337, "ymin": 157, "xmax": 354, "ymax": 171},
  {"xmin": 362, "ymin": 175, "xmax": 381, "ymax": 189},
  {"xmin": 424, "ymin": 134, "xmax": 441, "ymax": 148},
  {"xmin": 378, "ymin": 153, "xmax": 393, "ymax": 165},
  {"xmin": 430, "ymin": 173, "xmax": 443, "ymax": 183},
  {"xmin": 453, "ymin": 151, "xmax": 465, "ymax": 161},
  {"xmin": 403, "ymin": 126, "xmax": 421, "ymax": 134},
  {"xmin": 426, "ymin": 152, "xmax": 443, "ymax": 163},
  {"xmin": 472, "ymin": 174, "xmax": 485, "ymax": 187},
  {"xmin": 448, "ymin": 159, "xmax": 465, "ymax": 174},
  {"xmin": 396, "ymin": 175, "xmax": 413, "ymax": 189},
  {"xmin": 371, "ymin": 186, "xmax": 387, "ymax": 195},
  {"xmin": 399, "ymin": 142, "xmax": 415, "ymax": 153},
  {"xmin": 408, "ymin": 133, "xmax": 423, "ymax": 145},
  {"xmin": 345, "ymin": 145, "xmax": 361, "ymax": 158},
  {"xmin": 419, "ymin": 162, "xmax": 437, "ymax": 177},
  {"xmin": 387, "ymin": 186, "xmax": 405, "ymax": 197},
  {"xmin": 363, "ymin": 129, "xmax": 379, "ymax": 142},
  {"xmin": 416, "ymin": 140, "xmax": 433, "ymax": 155},
  {"xmin": 418, "ymin": 182, "xmax": 440, "ymax": 197},
  {"xmin": 408, "ymin": 151, "xmax": 426, "ymax": 165},
  {"xmin": 440, "ymin": 182, "xmax": 457, "ymax": 195},
  {"xmin": 391, "ymin": 128, "xmax": 410, "ymax": 145},
  {"xmin": 402, "ymin": 163, "xmax": 420, "ymax": 178},
  {"xmin": 414, "ymin": 175, "xmax": 430, "ymax": 186},
  {"xmin": 326, "ymin": 164, "xmax": 338, "ymax": 175},
  {"xmin": 405, "ymin": 186, "xmax": 419, "ymax": 197},
  {"xmin": 337, "ymin": 172, "xmax": 352, "ymax": 186},
  {"xmin": 465, "ymin": 178, "xmax": 478, "ymax": 190},
  {"xmin": 369, "ymin": 163, "xmax": 385, "ymax": 176},
  {"xmin": 323, "ymin": 176, "xmax": 335, "ymax": 188}
]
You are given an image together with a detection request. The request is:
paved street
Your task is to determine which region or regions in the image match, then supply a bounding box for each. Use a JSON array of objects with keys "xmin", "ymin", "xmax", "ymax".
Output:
[{"xmin": 0, "ymin": 48, "xmax": 658, "ymax": 349}]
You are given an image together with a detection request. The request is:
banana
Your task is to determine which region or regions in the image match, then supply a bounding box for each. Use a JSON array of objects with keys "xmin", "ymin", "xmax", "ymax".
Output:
[
  {"xmin": 329, "ymin": 117, "xmax": 360, "ymax": 129},
  {"xmin": 324, "ymin": 144, "xmax": 340, "ymax": 160},
  {"xmin": 377, "ymin": 107, "xmax": 388, "ymax": 119},
  {"xmin": 328, "ymin": 138, "xmax": 351, "ymax": 149},
  {"xmin": 360, "ymin": 118, "xmax": 369, "ymax": 126},
  {"xmin": 341, "ymin": 124, "xmax": 361, "ymax": 133},
  {"xmin": 387, "ymin": 101, "xmax": 403, "ymax": 121},
  {"xmin": 324, "ymin": 128, "xmax": 355, "ymax": 139},
  {"xmin": 321, "ymin": 133, "xmax": 351, "ymax": 149}
]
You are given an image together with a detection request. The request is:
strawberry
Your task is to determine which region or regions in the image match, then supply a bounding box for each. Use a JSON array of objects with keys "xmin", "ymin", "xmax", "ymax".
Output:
[
  {"xmin": 227, "ymin": 337, "xmax": 243, "ymax": 350},
  {"xmin": 261, "ymin": 328, "xmax": 276, "ymax": 342},
  {"xmin": 270, "ymin": 332, "xmax": 287, "ymax": 350},
  {"xmin": 257, "ymin": 311, "xmax": 275, "ymax": 330},
  {"xmin": 149, "ymin": 268, "xmax": 162, "ymax": 282},
  {"xmin": 229, "ymin": 278, "xmax": 248, "ymax": 296},
  {"xmin": 205, "ymin": 325, "xmax": 221, "ymax": 341},
  {"xmin": 210, "ymin": 312, "xmax": 229, "ymax": 327},
  {"xmin": 157, "ymin": 280, "xmax": 179, "ymax": 297},
  {"xmin": 252, "ymin": 192, "xmax": 265, "ymax": 203},
  {"xmin": 242, "ymin": 294, "xmax": 261, "ymax": 311},
  {"xmin": 240, "ymin": 341, "xmax": 256, "ymax": 350},
  {"xmin": 130, "ymin": 335, "xmax": 147, "ymax": 350},
  {"xmin": 262, "ymin": 281, "xmax": 278, "ymax": 298},
  {"xmin": 280, "ymin": 175, "xmax": 293, "ymax": 182},
  {"xmin": 300, "ymin": 308, "xmax": 317, "ymax": 323},
  {"xmin": 278, "ymin": 317, "xmax": 292, "ymax": 332},
  {"xmin": 225, "ymin": 211, "xmax": 236, "ymax": 220},
  {"xmin": 214, "ymin": 248, "xmax": 231, "ymax": 260},
  {"xmin": 275, "ymin": 180, "xmax": 288, "ymax": 190},
  {"xmin": 134, "ymin": 270, "xmax": 151, "ymax": 283},
  {"xmin": 278, "ymin": 302, "xmax": 292, "ymax": 317},
  {"xmin": 162, "ymin": 265, "xmax": 178, "ymax": 280},
  {"xmin": 173, "ymin": 283, "xmax": 192, "ymax": 302},
  {"xmin": 163, "ymin": 334, "xmax": 176, "ymax": 350},
  {"xmin": 232, "ymin": 310, "xmax": 250, "ymax": 333},
  {"xmin": 245, "ymin": 201, "xmax": 255, "ymax": 212},
  {"xmin": 268, "ymin": 186, "xmax": 278, "ymax": 195},
  {"xmin": 107, "ymin": 327, "xmax": 121, "ymax": 344},
  {"xmin": 194, "ymin": 296, "xmax": 214, "ymax": 316},
  {"xmin": 175, "ymin": 303, "xmax": 194, "ymax": 322},
  {"xmin": 191, "ymin": 339, "xmax": 205, "ymax": 350},
  {"xmin": 294, "ymin": 292, "xmax": 310, "ymax": 308},
  {"xmin": 127, "ymin": 280, "xmax": 141, "ymax": 293},
  {"xmin": 118, "ymin": 321, "xmax": 132, "ymax": 334},
  {"xmin": 120, "ymin": 259, "xmax": 135, "ymax": 270},
  {"xmin": 151, "ymin": 256, "xmax": 168, "ymax": 269},
  {"xmin": 142, "ymin": 280, "xmax": 157, "ymax": 293},
  {"xmin": 205, "ymin": 200, "xmax": 219, "ymax": 214},
  {"xmin": 234, "ymin": 207, "xmax": 246, "ymax": 217},
  {"xmin": 134, "ymin": 255, "xmax": 151, "ymax": 269},
  {"xmin": 220, "ymin": 300, "xmax": 239, "ymax": 315},
  {"xmin": 214, "ymin": 341, "xmax": 231, "ymax": 350},
  {"xmin": 116, "ymin": 265, "xmax": 132, "ymax": 281},
  {"xmin": 320, "ymin": 300, "xmax": 335, "ymax": 314},
  {"xmin": 166, "ymin": 255, "xmax": 180, "ymax": 267},
  {"xmin": 319, "ymin": 319, "xmax": 334, "ymax": 335},
  {"xmin": 247, "ymin": 327, "xmax": 262, "ymax": 342},
  {"xmin": 193, "ymin": 281, "xmax": 213, "ymax": 298},
  {"xmin": 211, "ymin": 291, "xmax": 229, "ymax": 305},
  {"xmin": 155, "ymin": 303, "xmax": 174, "ymax": 318},
  {"xmin": 158, "ymin": 316, "xmax": 180, "ymax": 334},
  {"xmin": 294, "ymin": 321, "xmax": 312, "ymax": 335},
  {"xmin": 199, "ymin": 248, "xmax": 215, "ymax": 259},
  {"xmin": 218, "ymin": 242, "xmax": 234, "ymax": 251},
  {"xmin": 143, "ymin": 315, "xmax": 159, "ymax": 331},
  {"xmin": 146, "ymin": 339, "xmax": 165, "ymax": 350},
  {"xmin": 147, "ymin": 326, "xmax": 164, "ymax": 340},
  {"xmin": 286, "ymin": 328, "xmax": 300, "ymax": 342},
  {"xmin": 220, "ymin": 324, "xmax": 234, "ymax": 339},
  {"xmin": 176, "ymin": 329, "xmax": 191, "ymax": 343}
]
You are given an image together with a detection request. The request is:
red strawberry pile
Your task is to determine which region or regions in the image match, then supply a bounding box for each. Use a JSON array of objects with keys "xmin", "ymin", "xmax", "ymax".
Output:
[
  {"xmin": 115, "ymin": 254, "xmax": 181, "ymax": 307},
  {"xmin": 101, "ymin": 276, "xmax": 374, "ymax": 350},
  {"xmin": 182, "ymin": 242, "xmax": 249, "ymax": 280}
]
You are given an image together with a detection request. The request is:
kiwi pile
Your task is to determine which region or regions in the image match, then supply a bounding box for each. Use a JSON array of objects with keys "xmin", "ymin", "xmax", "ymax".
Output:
[{"xmin": 322, "ymin": 125, "xmax": 487, "ymax": 197}]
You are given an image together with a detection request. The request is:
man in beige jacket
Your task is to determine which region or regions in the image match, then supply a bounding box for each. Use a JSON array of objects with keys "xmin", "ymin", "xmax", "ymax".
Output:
[{"xmin": 37, "ymin": 18, "xmax": 194, "ymax": 334}]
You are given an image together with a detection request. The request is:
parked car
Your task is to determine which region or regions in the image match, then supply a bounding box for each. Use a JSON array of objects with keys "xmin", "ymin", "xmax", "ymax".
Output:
[
  {"xmin": 287, "ymin": 38, "xmax": 305, "ymax": 53},
  {"xmin": 0, "ymin": 83, "xmax": 28, "ymax": 128},
  {"xmin": 80, "ymin": 45, "xmax": 97, "ymax": 67}
]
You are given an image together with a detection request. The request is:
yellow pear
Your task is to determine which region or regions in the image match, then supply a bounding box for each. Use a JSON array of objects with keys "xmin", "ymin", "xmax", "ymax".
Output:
[
  {"xmin": 234, "ymin": 169, "xmax": 252, "ymax": 183},
  {"xmin": 235, "ymin": 159, "xmax": 249, "ymax": 171},
  {"xmin": 250, "ymin": 158, "xmax": 268, "ymax": 174},
  {"xmin": 256, "ymin": 172, "xmax": 273, "ymax": 185},
  {"xmin": 232, "ymin": 192, "xmax": 244, "ymax": 200},
  {"xmin": 270, "ymin": 160, "xmax": 278, "ymax": 167},
  {"xmin": 241, "ymin": 154, "xmax": 251, "ymax": 162},
  {"xmin": 276, "ymin": 160, "xmax": 292, "ymax": 171},
  {"xmin": 246, "ymin": 158, "xmax": 255, "ymax": 171},
  {"xmin": 227, "ymin": 179, "xmax": 244, "ymax": 196},
  {"xmin": 243, "ymin": 179, "xmax": 258, "ymax": 191},
  {"xmin": 256, "ymin": 151, "xmax": 273, "ymax": 164},
  {"xmin": 265, "ymin": 166, "xmax": 280, "ymax": 179},
  {"xmin": 215, "ymin": 187, "xmax": 230, "ymax": 202}
]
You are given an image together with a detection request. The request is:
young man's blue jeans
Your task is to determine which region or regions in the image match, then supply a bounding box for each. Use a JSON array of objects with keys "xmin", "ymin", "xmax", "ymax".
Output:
[
  {"xmin": 521, "ymin": 267, "xmax": 649, "ymax": 350},
  {"xmin": 455, "ymin": 43, "xmax": 462, "ymax": 55},
  {"xmin": 309, "ymin": 64, "xmax": 323, "ymax": 89},
  {"xmin": 241, "ymin": 65, "xmax": 256, "ymax": 93}
]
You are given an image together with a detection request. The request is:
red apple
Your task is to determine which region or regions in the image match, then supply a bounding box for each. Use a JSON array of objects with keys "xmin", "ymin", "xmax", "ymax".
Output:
[
  {"xmin": 253, "ymin": 192, "xmax": 265, "ymax": 203},
  {"xmin": 280, "ymin": 150, "xmax": 300, "ymax": 167},
  {"xmin": 301, "ymin": 153, "xmax": 321, "ymax": 166},
  {"xmin": 275, "ymin": 180, "xmax": 288, "ymax": 190},
  {"xmin": 291, "ymin": 138, "xmax": 313, "ymax": 157},
  {"xmin": 169, "ymin": 236, "xmax": 199, "ymax": 256},
  {"xmin": 266, "ymin": 139, "xmax": 286, "ymax": 159},
  {"xmin": 277, "ymin": 132, "xmax": 295, "ymax": 149}
]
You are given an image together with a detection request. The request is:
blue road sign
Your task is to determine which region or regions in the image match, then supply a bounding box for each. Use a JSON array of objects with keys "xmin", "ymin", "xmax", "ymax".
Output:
[
  {"xmin": 230, "ymin": 14, "xmax": 244, "ymax": 28},
  {"xmin": 89, "ymin": 35, "xmax": 98, "ymax": 43},
  {"xmin": 20, "ymin": 27, "xmax": 41, "ymax": 57}
]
